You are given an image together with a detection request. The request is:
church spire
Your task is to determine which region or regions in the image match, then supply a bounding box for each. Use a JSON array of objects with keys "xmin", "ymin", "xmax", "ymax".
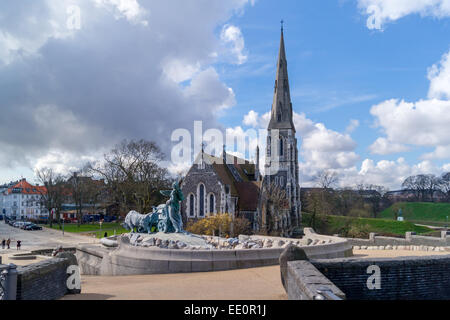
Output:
[{"xmin": 268, "ymin": 23, "xmax": 295, "ymax": 131}]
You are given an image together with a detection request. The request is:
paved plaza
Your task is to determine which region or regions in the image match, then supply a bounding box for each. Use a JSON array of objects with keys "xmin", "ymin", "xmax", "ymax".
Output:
[
  {"xmin": 0, "ymin": 221, "xmax": 99, "ymax": 253},
  {"xmin": 61, "ymin": 265, "xmax": 288, "ymax": 300},
  {"xmin": 2, "ymin": 220, "xmax": 450, "ymax": 300}
]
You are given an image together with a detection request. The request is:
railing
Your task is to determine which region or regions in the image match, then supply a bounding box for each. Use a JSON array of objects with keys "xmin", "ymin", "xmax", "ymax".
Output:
[
  {"xmin": 0, "ymin": 264, "xmax": 18, "ymax": 300},
  {"xmin": 313, "ymin": 288, "xmax": 344, "ymax": 301}
]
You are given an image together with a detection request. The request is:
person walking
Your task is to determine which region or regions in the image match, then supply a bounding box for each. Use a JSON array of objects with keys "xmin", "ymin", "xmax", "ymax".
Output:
[
  {"xmin": 6, "ymin": 238, "xmax": 11, "ymax": 249},
  {"xmin": 1, "ymin": 238, "xmax": 5, "ymax": 249},
  {"xmin": 17, "ymin": 240, "xmax": 21, "ymax": 250}
]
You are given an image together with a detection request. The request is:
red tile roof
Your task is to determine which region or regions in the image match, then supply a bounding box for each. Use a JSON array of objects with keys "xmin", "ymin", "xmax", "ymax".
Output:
[{"xmin": 7, "ymin": 179, "xmax": 47, "ymax": 195}]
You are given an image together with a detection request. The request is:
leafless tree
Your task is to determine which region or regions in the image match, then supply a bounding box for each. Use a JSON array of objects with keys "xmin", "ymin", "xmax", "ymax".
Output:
[
  {"xmin": 259, "ymin": 182, "xmax": 289, "ymax": 235},
  {"xmin": 402, "ymin": 174, "xmax": 440, "ymax": 202},
  {"xmin": 314, "ymin": 170, "xmax": 339, "ymax": 189},
  {"xmin": 88, "ymin": 139, "xmax": 172, "ymax": 216},
  {"xmin": 439, "ymin": 172, "xmax": 450, "ymax": 201},
  {"xmin": 35, "ymin": 168, "xmax": 66, "ymax": 228},
  {"xmin": 67, "ymin": 169, "xmax": 101, "ymax": 226}
]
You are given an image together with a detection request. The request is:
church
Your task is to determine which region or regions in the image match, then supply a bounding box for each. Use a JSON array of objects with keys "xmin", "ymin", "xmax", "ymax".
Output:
[{"xmin": 181, "ymin": 26, "xmax": 301, "ymax": 236}]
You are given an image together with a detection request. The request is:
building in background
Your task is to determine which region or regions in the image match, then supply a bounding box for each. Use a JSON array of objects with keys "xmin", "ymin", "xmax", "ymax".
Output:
[
  {"xmin": 263, "ymin": 25, "xmax": 301, "ymax": 231},
  {"xmin": 0, "ymin": 179, "xmax": 48, "ymax": 220},
  {"xmin": 181, "ymin": 27, "xmax": 301, "ymax": 236},
  {"xmin": 181, "ymin": 150, "xmax": 261, "ymax": 230}
]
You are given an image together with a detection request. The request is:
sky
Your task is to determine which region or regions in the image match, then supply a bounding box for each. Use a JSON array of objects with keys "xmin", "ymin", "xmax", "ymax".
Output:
[{"xmin": 1, "ymin": 0, "xmax": 450, "ymax": 190}]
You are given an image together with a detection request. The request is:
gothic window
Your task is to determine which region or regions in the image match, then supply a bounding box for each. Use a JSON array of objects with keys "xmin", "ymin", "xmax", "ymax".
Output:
[
  {"xmin": 279, "ymin": 138, "xmax": 284, "ymax": 156},
  {"xmin": 275, "ymin": 176, "xmax": 279, "ymax": 186},
  {"xmin": 198, "ymin": 184, "xmax": 205, "ymax": 217},
  {"xmin": 209, "ymin": 194, "xmax": 215, "ymax": 214},
  {"xmin": 278, "ymin": 103, "xmax": 283, "ymax": 122},
  {"xmin": 280, "ymin": 177, "xmax": 284, "ymax": 187},
  {"xmin": 189, "ymin": 194, "xmax": 195, "ymax": 217},
  {"xmin": 267, "ymin": 136, "xmax": 272, "ymax": 156}
]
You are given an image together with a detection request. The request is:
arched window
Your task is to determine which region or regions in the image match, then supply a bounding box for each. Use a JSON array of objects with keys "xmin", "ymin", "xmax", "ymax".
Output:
[
  {"xmin": 198, "ymin": 184, "xmax": 205, "ymax": 217},
  {"xmin": 279, "ymin": 138, "xmax": 284, "ymax": 156},
  {"xmin": 189, "ymin": 194, "xmax": 195, "ymax": 217},
  {"xmin": 280, "ymin": 177, "xmax": 284, "ymax": 187},
  {"xmin": 209, "ymin": 194, "xmax": 215, "ymax": 214}
]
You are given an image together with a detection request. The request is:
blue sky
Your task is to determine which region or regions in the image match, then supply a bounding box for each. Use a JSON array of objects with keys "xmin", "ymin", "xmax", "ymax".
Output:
[
  {"xmin": 215, "ymin": 0, "xmax": 450, "ymax": 188},
  {"xmin": 221, "ymin": 0, "xmax": 448, "ymax": 155},
  {"xmin": 1, "ymin": 0, "xmax": 450, "ymax": 189}
]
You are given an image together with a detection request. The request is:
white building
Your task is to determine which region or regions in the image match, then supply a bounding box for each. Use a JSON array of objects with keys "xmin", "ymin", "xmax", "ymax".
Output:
[{"xmin": 1, "ymin": 179, "xmax": 48, "ymax": 220}]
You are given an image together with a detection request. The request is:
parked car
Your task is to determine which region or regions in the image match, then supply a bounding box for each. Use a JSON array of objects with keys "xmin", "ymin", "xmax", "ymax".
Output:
[
  {"xmin": 103, "ymin": 215, "xmax": 117, "ymax": 222},
  {"xmin": 20, "ymin": 222, "xmax": 34, "ymax": 229},
  {"xmin": 24, "ymin": 223, "xmax": 42, "ymax": 231}
]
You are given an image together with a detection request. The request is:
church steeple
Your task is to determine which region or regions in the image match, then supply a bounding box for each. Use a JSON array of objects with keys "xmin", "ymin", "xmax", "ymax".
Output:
[{"xmin": 268, "ymin": 24, "xmax": 295, "ymax": 131}]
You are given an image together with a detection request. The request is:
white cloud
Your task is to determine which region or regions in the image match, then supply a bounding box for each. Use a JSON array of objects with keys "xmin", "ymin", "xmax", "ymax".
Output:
[
  {"xmin": 243, "ymin": 110, "xmax": 259, "ymax": 127},
  {"xmin": 358, "ymin": 0, "xmax": 450, "ymax": 30},
  {"xmin": 369, "ymin": 137, "xmax": 411, "ymax": 155},
  {"xmin": 238, "ymin": 110, "xmax": 360, "ymax": 182},
  {"xmin": 346, "ymin": 119, "xmax": 360, "ymax": 133},
  {"xmin": 220, "ymin": 24, "xmax": 248, "ymax": 65},
  {"xmin": 92, "ymin": 0, "xmax": 149, "ymax": 25},
  {"xmin": 0, "ymin": 0, "xmax": 254, "ymax": 181},
  {"xmin": 369, "ymin": 49, "xmax": 450, "ymax": 159},
  {"xmin": 338, "ymin": 157, "xmax": 447, "ymax": 189},
  {"xmin": 428, "ymin": 50, "xmax": 450, "ymax": 100}
]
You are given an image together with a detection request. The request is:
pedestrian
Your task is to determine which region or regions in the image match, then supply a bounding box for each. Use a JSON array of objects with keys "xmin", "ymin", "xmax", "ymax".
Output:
[
  {"xmin": 6, "ymin": 238, "xmax": 11, "ymax": 249},
  {"xmin": 17, "ymin": 240, "xmax": 21, "ymax": 250},
  {"xmin": 104, "ymin": 232, "xmax": 108, "ymax": 238},
  {"xmin": 1, "ymin": 238, "xmax": 5, "ymax": 249}
]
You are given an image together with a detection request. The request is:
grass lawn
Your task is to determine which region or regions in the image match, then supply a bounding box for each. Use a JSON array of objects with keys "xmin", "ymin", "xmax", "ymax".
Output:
[
  {"xmin": 379, "ymin": 202, "xmax": 450, "ymax": 225},
  {"xmin": 302, "ymin": 212, "xmax": 432, "ymax": 237},
  {"xmin": 45, "ymin": 222, "xmax": 129, "ymax": 238}
]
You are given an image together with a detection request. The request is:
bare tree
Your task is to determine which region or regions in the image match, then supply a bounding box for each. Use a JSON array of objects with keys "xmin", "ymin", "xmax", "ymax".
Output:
[
  {"xmin": 314, "ymin": 170, "xmax": 339, "ymax": 189},
  {"xmin": 402, "ymin": 174, "xmax": 440, "ymax": 202},
  {"xmin": 440, "ymin": 172, "xmax": 450, "ymax": 201},
  {"xmin": 89, "ymin": 139, "xmax": 172, "ymax": 216},
  {"xmin": 259, "ymin": 182, "xmax": 289, "ymax": 235},
  {"xmin": 35, "ymin": 168, "xmax": 66, "ymax": 228}
]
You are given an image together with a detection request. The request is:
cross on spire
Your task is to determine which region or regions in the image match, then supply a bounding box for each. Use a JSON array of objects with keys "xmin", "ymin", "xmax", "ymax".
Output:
[{"xmin": 281, "ymin": 19, "xmax": 284, "ymax": 31}]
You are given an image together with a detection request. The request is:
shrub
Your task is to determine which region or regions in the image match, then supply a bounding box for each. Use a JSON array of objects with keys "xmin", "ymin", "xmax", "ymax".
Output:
[{"xmin": 186, "ymin": 214, "xmax": 251, "ymax": 237}]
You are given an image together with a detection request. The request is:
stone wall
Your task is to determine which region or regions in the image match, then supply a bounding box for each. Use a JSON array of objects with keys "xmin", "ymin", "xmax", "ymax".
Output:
[
  {"xmin": 347, "ymin": 231, "xmax": 450, "ymax": 247},
  {"xmin": 16, "ymin": 258, "xmax": 71, "ymax": 300},
  {"xmin": 311, "ymin": 255, "xmax": 450, "ymax": 300},
  {"xmin": 181, "ymin": 161, "xmax": 224, "ymax": 219},
  {"xmin": 77, "ymin": 229, "xmax": 352, "ymax": 276},
  {"xmin": 286, "ymin": 260, "xmax": 345, "ymax": 300}
]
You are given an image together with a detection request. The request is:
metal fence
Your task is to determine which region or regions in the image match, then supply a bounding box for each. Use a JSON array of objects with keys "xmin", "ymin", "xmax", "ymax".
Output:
[{"xmin": 0, "ymin": 264, "xmax": 17, "ymax": 300}]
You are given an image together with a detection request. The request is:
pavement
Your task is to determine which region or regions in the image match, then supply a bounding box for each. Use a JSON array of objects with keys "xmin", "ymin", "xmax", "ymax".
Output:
[
  {"xmin": 0, "ymin": 221, "xmax": 100, "ymax": 255},
  {"xmin": 61, "ymin": 265, "xmax": 288, "ymax": 300}
]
